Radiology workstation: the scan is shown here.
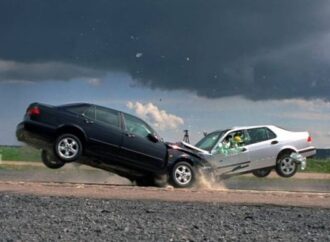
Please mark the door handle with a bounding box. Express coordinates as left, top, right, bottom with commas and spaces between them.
271, 140, 278, 145
241, 147, 247, 152
84, 119, 94, 124
125, 133, 135, 138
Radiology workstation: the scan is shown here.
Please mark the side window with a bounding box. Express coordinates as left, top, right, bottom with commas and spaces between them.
246, 127, 275, 144
95, 107, 120, 128
124, 114, 153, 138
223, 130, 247, 147
214, 130, 246, 154
266, 128, 277, 139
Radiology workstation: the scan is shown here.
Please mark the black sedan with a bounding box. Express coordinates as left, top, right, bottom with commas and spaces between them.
16, 103, 210, 188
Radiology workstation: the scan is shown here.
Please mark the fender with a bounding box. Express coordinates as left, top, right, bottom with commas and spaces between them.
56, 123, 88, 142
278, 145, 298, 154
166, 145, 210, 169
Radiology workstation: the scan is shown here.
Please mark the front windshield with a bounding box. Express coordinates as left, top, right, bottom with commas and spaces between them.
195, 130, 226, 151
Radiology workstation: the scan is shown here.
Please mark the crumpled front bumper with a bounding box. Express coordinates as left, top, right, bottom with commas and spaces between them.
290, 153, 307, 170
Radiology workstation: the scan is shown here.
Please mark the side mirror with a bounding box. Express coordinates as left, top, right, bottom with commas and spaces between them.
147, 133, 159, 143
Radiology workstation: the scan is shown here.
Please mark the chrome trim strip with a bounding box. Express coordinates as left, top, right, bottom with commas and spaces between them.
216, 160, 251, 169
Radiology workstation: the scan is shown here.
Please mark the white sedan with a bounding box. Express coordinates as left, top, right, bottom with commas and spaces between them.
183, 125, 316, 178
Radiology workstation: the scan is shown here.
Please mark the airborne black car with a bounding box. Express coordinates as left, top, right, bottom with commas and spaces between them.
16, 103, 210, 188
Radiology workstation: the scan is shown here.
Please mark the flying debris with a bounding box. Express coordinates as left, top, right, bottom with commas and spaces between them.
136, 53, 143, 58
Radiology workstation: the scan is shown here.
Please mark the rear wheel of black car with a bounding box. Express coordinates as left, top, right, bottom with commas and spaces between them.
252, 168, 272, 178
54, 134, 82, 162
170, 161, 196, 188
275, 153, 298, 178
41, 149, 65, 169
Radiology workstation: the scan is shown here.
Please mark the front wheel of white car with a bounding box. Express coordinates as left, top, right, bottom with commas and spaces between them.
275, 153, 298, 178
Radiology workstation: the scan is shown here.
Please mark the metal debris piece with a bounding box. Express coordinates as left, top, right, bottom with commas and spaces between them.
290, 152, 307, 170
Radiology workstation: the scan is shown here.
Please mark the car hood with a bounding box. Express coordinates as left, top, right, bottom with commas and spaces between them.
166, 141, 210, 157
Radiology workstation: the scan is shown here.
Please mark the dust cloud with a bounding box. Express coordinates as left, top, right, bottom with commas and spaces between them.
197, 173, 228, 191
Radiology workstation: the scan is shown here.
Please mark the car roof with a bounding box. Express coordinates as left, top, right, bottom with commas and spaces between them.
57, 102, 91, 108
231, 125, 275, 130
212, 125, 276, 133
58, 102, 149, 122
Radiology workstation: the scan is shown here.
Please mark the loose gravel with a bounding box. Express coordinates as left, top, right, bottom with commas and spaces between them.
0, 193, 329, 241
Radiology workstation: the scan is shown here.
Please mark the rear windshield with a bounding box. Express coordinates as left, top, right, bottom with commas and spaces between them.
61, 104, 90, 115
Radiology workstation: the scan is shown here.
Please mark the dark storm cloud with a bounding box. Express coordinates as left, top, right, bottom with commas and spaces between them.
0, 0, 330, 100
0, 60, 105, 82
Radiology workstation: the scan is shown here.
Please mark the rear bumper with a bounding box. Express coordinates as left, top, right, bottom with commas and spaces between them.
16, 122, 25, 141
16, 122, 53, 149
298, 147, 316, 158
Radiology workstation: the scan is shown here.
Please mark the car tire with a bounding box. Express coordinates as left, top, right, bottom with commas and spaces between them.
170, 161, 196, 188
275, 153, 298, 178
54, 134, 82, 162
252, 168, 272, 178
41, 149, 65, 169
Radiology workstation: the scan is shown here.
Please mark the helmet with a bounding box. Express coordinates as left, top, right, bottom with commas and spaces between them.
234, 134, 242, 143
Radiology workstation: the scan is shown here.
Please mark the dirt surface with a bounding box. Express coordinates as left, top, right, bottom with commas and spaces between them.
1, 164, 329, 193
0, 163, 329, 208
2, 160, 330, 179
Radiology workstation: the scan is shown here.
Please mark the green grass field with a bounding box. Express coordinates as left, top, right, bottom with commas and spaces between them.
0, 146, 41, 162
303, 159, 330, 173
0, 146, 329, 173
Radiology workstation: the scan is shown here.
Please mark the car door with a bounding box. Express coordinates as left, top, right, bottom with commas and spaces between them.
120, 113, 167, 171
245, 127, 279, 170
208, 129, 251, 175
80, 105, 123, 159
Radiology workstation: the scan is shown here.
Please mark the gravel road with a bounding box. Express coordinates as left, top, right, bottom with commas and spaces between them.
0, 193, 329, 241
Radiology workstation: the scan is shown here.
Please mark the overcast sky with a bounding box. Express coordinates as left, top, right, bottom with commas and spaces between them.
0, 1, 330, 147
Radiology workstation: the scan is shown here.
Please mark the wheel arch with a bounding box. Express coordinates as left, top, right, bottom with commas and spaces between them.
171, 157, 194, 169
276, 146, 297, 161
55, 125, 87, 145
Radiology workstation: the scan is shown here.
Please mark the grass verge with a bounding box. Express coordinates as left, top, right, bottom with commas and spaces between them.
304, 159, 330, 173
0, 146, 41, 162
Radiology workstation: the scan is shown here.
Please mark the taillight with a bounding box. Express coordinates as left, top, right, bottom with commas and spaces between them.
307, 136, 312, 143
27, 106, 41, 116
